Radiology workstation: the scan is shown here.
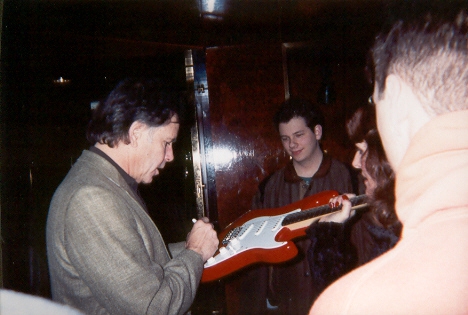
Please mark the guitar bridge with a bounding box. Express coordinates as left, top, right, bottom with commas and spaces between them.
222, 226, 242, 245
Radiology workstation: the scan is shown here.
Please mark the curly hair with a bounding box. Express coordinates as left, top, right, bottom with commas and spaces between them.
347, 106, 401, 233
364, 130, 401, 233
346, 105, 376, 144
87, 78, 179, 148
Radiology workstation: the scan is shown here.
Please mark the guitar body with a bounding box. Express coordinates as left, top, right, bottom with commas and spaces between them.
201, 190, 339, 283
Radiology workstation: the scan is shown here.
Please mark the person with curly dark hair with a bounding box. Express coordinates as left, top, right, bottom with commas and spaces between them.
306, 105, 401, 301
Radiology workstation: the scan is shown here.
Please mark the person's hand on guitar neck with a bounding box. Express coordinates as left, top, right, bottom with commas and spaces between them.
186, 217, 219, 262
319, 194, 356, 223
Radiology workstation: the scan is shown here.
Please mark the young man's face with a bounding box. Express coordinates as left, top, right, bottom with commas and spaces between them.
279, 116, 322, 165
131, 115, 179, 184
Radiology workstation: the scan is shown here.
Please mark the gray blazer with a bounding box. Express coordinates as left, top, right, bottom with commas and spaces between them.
46, 150, 203, 315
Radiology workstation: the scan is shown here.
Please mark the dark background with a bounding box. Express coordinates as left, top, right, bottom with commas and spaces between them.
1, 0, 466, 313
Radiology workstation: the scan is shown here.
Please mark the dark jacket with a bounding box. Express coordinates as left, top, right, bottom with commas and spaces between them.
306, 210, 400, 297
252, 154, 353, 209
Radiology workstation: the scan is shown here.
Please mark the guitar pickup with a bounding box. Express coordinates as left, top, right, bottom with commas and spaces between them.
255, 221, 267, 235
271, 214, 288, 231
238, 224, 253, 240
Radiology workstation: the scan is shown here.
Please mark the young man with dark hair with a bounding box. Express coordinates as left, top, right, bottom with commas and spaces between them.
237, 98, 353, 315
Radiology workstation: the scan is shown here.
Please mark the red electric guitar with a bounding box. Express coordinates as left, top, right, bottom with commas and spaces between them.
201, 190, 367, 283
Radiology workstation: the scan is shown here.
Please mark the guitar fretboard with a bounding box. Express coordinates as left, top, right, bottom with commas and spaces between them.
282, 194, 368, 226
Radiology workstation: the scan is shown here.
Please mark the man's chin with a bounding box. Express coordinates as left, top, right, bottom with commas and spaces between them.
141, 176, 156, 185
291, 156, 304, 164
140, 170, 162, 184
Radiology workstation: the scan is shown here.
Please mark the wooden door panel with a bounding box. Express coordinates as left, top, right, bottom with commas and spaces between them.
205, 44, 288, 229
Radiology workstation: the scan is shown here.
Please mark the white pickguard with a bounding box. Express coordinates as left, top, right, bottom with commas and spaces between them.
204, 209, 301, 267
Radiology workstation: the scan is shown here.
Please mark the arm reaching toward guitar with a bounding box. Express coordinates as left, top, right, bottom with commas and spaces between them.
186, 217, 219, 262
319, 194, 356, 223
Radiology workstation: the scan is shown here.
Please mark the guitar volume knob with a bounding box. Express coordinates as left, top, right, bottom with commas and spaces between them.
229, 238, 241, 251
206, 257, 216, 265
219, 247, 228, 256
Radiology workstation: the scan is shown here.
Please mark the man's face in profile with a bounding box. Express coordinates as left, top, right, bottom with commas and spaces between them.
131, 116, 180, 184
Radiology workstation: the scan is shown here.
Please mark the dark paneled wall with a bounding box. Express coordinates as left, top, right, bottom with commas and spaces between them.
206, 44, 288, 230
286, 44, 373, 164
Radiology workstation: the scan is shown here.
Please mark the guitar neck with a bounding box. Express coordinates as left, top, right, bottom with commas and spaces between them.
282, 194, 368, 226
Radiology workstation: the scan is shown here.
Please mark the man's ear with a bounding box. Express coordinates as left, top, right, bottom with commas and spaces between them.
314, 125, 323, 140
384, 74, 406, 122
386, 73, 431, 138
128, 121, 145, 147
